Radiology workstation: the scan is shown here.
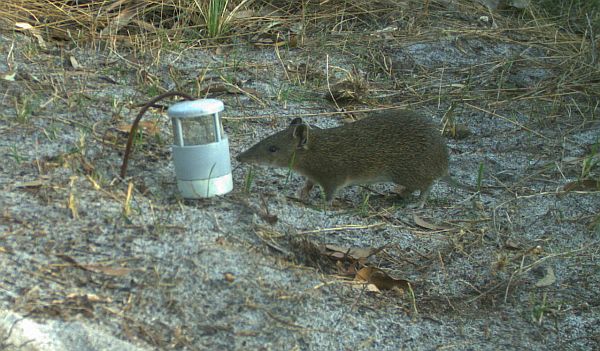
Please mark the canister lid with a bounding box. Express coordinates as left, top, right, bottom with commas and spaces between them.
168, 99, 224, 118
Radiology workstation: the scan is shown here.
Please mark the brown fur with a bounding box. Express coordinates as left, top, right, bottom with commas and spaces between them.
237, 110, 449, 205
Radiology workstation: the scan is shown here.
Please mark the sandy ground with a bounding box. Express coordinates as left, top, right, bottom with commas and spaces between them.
1, 5, 599, 350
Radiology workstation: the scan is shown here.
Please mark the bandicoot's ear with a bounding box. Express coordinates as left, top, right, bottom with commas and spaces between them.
291, 121, 309, 150
290, 117, 303, 126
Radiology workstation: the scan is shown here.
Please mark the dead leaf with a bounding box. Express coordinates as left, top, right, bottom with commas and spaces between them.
83, 293, 109, 303
83, 265, 131, 276
365, 284, 381, 293
199, 83, 230, 94
98, 76, 118, 84
509, 0, 530, 8
328, 251, 347, 260
561, 156, 580, 163
123, 181, 133, 218
199, 83, 259, 97
15, 22, 34, 30
535, 267, 556, 288
67, 176, 79, 219
14, 180, 45, 188
116, 121, 160, 135
324, 244, 376, 261
15, 22, 46, 49
64, 293, 111, 303
56, 254, 88, 273
56, 254, 131, 276
504, 240, 521, 250
224, 272, 235, 282
326, 244, 385, 276
562, 179, 600, 192
2, 71, 16, 81
413, 214, 447, 230
69, 56, 83, 70
250, 32, 288, 47
355, 267, 410, 290
231, 9, 255, 19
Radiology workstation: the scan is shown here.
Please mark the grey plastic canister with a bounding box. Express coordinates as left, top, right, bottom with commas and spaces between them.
168, 99, 233, 198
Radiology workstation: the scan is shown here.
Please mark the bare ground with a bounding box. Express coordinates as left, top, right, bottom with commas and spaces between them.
1, 2, 599, 350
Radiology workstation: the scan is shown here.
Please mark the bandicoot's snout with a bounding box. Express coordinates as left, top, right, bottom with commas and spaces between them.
236, 150, 249, 162
236, 140, 274, 164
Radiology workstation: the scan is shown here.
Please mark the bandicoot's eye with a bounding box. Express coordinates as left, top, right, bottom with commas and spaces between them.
268, 145, 279, 153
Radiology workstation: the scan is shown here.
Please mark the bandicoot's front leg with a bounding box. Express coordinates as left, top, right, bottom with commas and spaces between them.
299, 179, 315, 199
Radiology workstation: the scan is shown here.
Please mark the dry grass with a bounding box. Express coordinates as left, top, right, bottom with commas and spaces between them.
0, 0, 258, 46
1, 3, 598, 349
2, 0, 597, 168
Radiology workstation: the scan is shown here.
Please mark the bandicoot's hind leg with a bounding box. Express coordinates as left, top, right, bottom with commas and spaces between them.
393, 184, 413, 198
416, 186, 432, 208
393, 184, 425, 208
321, 182, 339, 206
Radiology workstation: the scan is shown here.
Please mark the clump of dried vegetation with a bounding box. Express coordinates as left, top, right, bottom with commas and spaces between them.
2, 0, 598, 109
